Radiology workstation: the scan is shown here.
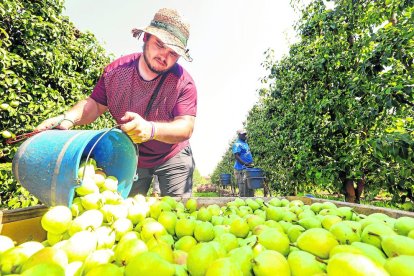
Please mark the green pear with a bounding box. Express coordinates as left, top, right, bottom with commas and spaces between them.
185, 198, 198, 212
114, 238, 148, 266
246, 198, 261, 211
282, 210, 298, 222
287, 225, 306, 242
205, 257, 243, 276
94, 226, 116, 249
112, 217, 133, 241
20, 247, 68, 272
228, 246, 254, 276
82, 249, 114, 274
408, 229, 414, 239
327, 253, 389, 276
297, 228, 339, 259
361, 222, 396, 248
150, 200, 172, 219
384, 255, 414, 276
161, 196, 178, 209
0, 235, 15, 253
298, 209, 316, 220
62, 230, 97, 262
230, 218, 250, 238
172, 250, 188, 265
125, 251, 175, 276
214, 232, 239, 252
0, 241, 44, 274
194, 221, 215, 242
321, 201, 337, 209
257, 228, 290, 256
21, 263, 65, 276
265, 206, 286, 221
211, 215, 224, 226
267, 197, 282, 207
85, 263, 123, 276
140, 221, 167, 241
394, 216, 414, 236
310, 202, 323, 213
278, 221, 293, 234
209, 241, 227, 258
80, 193, 103, 210
287, 250, 326, 276
321, 215, 342, 230
336, 207, 354, 220
187, 243, 219, 276
330, 221, 361, 244
175, 218, 196, 238
149, 242, 174, 263
381, 234, 414, 257
246, 214, 266, 230
64, 261, 83, 276
174, 235, 198, 252
264, 220, 285, 233
298, 217, 322, 229
197, 206, 213, 222
207, 204, 222, 216
329, 244, 363, 258
68, 209, 103, 235
41, 206, 73, 234
351, 241, 387, 265
252, 250, 290, 276
158, 211, 177, 235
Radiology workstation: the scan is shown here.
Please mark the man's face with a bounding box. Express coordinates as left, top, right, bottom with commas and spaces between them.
239, 133, 247, 141
143, 35, 180, 74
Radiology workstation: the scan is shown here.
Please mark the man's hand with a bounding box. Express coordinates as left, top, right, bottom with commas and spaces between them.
120, 112, 153, 144
246, 163, 255, 168
35, 115, 73, 131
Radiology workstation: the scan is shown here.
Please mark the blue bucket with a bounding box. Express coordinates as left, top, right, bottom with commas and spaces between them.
12, 129, 137, 207
245, 168, 264, 178
220, 173, 231, 185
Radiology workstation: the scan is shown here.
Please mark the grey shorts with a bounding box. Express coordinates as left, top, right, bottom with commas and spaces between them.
129, 145, 195, 197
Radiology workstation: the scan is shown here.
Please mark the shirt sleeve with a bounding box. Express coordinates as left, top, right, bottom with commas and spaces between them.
90, 74, 108, 106
173, 80, 197, 117
232, 143, 241, 154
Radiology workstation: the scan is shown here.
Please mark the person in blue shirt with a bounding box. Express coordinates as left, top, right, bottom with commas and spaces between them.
232, 128, 254, 197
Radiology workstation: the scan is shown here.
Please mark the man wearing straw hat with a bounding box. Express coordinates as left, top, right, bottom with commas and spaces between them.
36, 8, 197, 197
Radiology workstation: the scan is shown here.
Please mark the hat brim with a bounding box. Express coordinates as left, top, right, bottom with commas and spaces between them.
133, 27, 192, 62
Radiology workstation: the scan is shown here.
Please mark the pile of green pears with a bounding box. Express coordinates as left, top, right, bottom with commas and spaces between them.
0, 159, 414, 275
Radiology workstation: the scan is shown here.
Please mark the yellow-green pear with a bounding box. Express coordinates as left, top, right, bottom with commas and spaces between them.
351, 241, 387, 266
185, 198, 198, 212
0, 235, 15, 253
327, 253, 389, 276
205, 257, 243, 276
330, 221, 361, 244
114, 238, 148, 266
174, 235, 198, 252
287, 225, 306, 242
361, 223, 396, 248
321, 215, 342, 230
187, 242, 219, 276
41, 206, 73, 234
228, 246, 254, 276
230, 218, 250, 238
381, 234, 414, 257
64, 261, 83, 276
384, 255, 414, 276
258, 228, 290, 256
329, 244, 363, 258
158, 211, 178, 235
85, 263, 123, 276
149, 242, 174, 263
125, 251, 175, 276
214, 232, 239, 252
175, 218, 196, 238
194, 221, 215, 242
21, 263, 65, 276
20, 247, 68, 272
298, 217, 322, 229
288, 250, 326, 276
82, 249, 114, 274
62, 230, 97, 262
252, 250, 290, 276
394, 217, 414, 236
297, 228, 339, 259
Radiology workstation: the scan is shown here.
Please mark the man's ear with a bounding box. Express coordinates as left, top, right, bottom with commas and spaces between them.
143, 33, 150, 42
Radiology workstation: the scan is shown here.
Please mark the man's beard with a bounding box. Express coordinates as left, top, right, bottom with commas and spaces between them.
143, 42, 169, 75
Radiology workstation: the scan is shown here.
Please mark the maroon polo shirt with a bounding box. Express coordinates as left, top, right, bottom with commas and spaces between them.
91, 53, 197, 168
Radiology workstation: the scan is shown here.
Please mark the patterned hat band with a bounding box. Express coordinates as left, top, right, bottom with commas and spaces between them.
150, 20, 188, 46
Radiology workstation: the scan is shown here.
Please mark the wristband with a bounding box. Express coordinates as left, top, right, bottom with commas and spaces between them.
149, 122, 156, 140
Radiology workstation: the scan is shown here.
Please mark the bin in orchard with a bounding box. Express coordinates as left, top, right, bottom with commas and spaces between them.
12, 129, 137, 207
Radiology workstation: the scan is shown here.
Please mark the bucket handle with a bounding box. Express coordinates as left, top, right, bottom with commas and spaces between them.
78, 125, 139, 185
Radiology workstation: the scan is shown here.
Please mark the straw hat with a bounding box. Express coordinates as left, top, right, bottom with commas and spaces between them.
132, 8, 192, 62
237, 129, 247, 135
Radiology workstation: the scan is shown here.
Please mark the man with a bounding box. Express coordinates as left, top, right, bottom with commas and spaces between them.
36, 8, 197, 197
232, 129, 254, 197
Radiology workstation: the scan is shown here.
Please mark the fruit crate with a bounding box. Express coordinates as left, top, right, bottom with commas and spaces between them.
2, 196, 413, 244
